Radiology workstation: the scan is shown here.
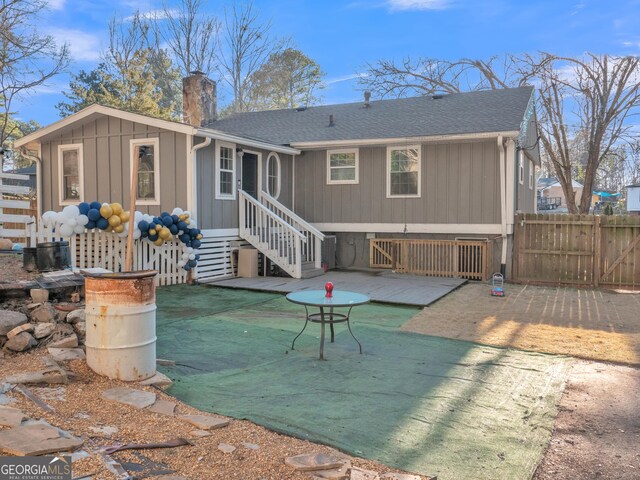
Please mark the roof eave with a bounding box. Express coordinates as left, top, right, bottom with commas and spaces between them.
290, 130, 521, 149
197, 128, 301, 155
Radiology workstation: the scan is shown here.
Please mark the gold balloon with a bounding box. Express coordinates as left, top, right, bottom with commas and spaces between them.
114, 224, 125, 233
196, 234, 203, 239
100, 205, 113, 218
119, 211, 130, 223
149, 228, 156, 235
185, 219, 190, 225
159, 227, 171, 239
108, 215, 121, 227
111, 203, 123, 215
154, 238, 164, 246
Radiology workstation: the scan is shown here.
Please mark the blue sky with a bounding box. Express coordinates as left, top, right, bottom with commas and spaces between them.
16, 0, 640, 126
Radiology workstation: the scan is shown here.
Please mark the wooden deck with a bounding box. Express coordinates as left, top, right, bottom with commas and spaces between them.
209, 270, 467, 307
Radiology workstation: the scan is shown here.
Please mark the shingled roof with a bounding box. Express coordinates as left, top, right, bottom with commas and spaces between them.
207, 86, 535, 146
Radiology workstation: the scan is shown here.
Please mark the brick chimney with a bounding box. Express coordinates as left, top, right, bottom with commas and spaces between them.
182, 71, 217, 126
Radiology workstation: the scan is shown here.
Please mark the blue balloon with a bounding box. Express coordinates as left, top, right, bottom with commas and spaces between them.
184, 264, 192, 271
79, 202, 90, 215
191, 239, 201, 249
188, 259, 197, 267
161, 211, 170, 217
153, 217, 163, 225
171, 214, 179, 224
179, 233, 190, 243
87, 209, 101, 221
90, 201, 102, 210
177, 221, 188, 231
162, 216, 173, 227
86, 220, 96, 230
141, 231, 149, 238
148, 234, 159, 241
96, 218, 109, 230
138, 220, 149, 232
169, 224, 179, 235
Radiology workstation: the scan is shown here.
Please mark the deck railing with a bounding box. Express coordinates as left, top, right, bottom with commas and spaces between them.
239, 190, 305, 278
370, 238, 491, 280
259, 190, 324, 269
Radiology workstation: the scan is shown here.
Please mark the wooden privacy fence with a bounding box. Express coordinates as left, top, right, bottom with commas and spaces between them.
370, 238, 491, 280
29, 225, 188, 286
513, 213, 640, 288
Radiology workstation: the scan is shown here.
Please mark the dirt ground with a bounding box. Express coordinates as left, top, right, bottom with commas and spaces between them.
0, 253, 38, 282
402, 283, 640, 365
0, 349, 428, 480
533, 360, 640, 480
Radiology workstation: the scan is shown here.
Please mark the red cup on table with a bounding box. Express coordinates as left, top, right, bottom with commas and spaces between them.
325, 281, 334, 298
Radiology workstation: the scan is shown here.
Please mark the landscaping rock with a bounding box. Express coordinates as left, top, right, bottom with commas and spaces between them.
285, 453, 344, 472
379, 474, 421, 480
310, 463, 351, 480
48, 333, 78, 348
148, 399, 176, 416
34, 322, 56, 339
0, 310, 28, 335
30, 304, 56, 323
102, 387, 156, 409
140, 371, 173, 389
0, 406, 28, 427
54, 323, 74, 336
70, 292, 81, 303
218, 443, 236, 454
0, 239, 13, 249
47, 348, 85, 361
0, 422, 83, 455
30, 289, 49, 304
6, 323, 34, 339
241, 442, 260, 450
5, 332, 37, 352
178, 414, 230, 430
190, 430, 211, 438
4, 369, 69, 385
72, 321, 86, 337
89, 425, 118, 436
66, 309, 85, 325
350, 467, 380, 480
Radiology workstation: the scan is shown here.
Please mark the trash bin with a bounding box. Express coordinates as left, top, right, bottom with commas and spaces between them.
36, 241, 71, 272
238, 248, 259, 278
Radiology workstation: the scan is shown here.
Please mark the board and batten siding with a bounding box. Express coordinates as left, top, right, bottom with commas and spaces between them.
196, 139, 293, 230
39, 114, 189, 214
516, 116, 539, 214
294, 140, 502, 226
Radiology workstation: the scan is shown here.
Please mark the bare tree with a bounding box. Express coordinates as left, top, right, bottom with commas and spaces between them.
153, 0, 220, 76
360, 53, 640, 213
218, 1, 287, 113
0, 0, 69, 167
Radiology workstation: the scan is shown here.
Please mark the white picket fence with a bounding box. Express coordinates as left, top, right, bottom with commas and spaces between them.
0, 172, 33, 246
196, 229, 250, 283
29, 225, 189, 286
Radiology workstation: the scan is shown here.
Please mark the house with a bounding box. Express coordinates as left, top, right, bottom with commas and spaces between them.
537, 177, 584, 210
13, 73, 540, 280
625, 184, 640, 215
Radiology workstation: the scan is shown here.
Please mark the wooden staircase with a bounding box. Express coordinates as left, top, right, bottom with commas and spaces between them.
239, 190, 325, 279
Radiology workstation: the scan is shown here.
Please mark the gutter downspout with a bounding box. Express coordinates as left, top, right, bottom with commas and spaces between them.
497, 136, 507, 276
190, 136, 212, 225
20, 145, 43, 220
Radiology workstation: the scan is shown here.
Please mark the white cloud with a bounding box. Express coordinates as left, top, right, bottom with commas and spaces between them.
48, 28, 102, 62
325, 73, 369, 85
125, 9, 181, 21
46, 0, 66, 10
386, 0, 453, 11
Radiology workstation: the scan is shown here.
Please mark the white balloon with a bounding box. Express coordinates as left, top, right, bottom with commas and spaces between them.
134, 211, 144, 221
42, 211, 57, 227
56, 212, 66, 223
188, 254, 196, 260
177, 260, 185, 267
133, 229, 141, 240
187, 247, 194, 254
102, 203, 109, 207
77, 215, 89, 226
58, 224, 74, 237
67, 218, 77, 227
63, 205, 80, 218
171, 207, 184, 215
74, 225, 85, 234
189, 219, 197, 228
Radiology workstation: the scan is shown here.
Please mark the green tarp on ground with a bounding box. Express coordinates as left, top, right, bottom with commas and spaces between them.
156, 285, 571, 480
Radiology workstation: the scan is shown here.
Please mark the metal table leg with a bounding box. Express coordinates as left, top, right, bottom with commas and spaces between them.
319, 306, 325, 360
346, 306, 362, 354
329, 306, 335, 342
291, 305, 310, 351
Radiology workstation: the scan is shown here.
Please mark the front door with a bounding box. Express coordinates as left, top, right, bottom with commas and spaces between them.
241, 153, 258, 198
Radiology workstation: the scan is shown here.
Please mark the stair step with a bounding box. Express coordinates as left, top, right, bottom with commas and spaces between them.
300, 267, 325, 279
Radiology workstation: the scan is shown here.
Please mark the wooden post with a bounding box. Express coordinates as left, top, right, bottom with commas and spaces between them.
593, 215, 601, 287
125, 147, 140, 272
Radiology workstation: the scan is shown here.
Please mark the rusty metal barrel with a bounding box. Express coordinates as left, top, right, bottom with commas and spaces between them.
84, 270, 158, 381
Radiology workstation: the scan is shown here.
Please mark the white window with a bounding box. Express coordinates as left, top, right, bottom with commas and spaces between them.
387, 145, 421, 198
518, 152, 524, 185
130, 138, 160, 205
266, 152, 281, 198
529, 161, 534, 189
216, 142, 236, 200
58, 144, 84, 205
327, 149, 359, 184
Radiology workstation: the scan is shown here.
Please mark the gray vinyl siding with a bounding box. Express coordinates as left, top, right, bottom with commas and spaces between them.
196, 140, 293, 230
294, 140, 502, 225
516, 117, 540, 213
39, 114, 189, 215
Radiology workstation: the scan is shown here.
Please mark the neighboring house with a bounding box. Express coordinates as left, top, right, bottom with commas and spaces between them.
625, 184, 640, 214
537, 178, 584, 210
14, 73, 540, 280
4, 165, 37, 192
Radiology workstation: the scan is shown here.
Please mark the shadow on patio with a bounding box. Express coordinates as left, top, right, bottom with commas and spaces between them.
155, 285, 570, 480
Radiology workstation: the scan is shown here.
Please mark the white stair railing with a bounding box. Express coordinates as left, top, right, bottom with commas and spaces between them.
259, 190, 325, 269
239, 190, 305, 278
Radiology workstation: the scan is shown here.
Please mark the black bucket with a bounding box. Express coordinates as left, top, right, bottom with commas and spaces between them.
23, 247, 38, 272
36, 241, 71, 272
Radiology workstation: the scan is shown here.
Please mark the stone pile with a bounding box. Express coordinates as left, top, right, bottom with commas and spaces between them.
0, 289, 85, 354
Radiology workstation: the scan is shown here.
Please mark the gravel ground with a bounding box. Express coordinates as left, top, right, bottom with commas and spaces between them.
0, 253, 38, 282
533, 360, 640, 480
0, 349, 430, 480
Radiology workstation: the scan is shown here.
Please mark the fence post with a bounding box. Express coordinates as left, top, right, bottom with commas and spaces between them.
593, 215, 601, 287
